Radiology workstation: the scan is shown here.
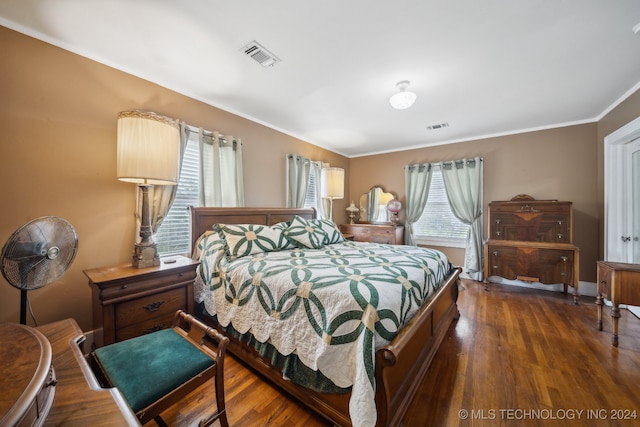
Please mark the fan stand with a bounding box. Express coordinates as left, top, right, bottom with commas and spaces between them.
20, 289, 27, 325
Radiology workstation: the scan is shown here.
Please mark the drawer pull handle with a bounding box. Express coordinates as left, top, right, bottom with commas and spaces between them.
495, 219, 501, 224
492, 265, 499, 269
121, 285, 128, 290
493, 251, 499, 256
560, 256, 568, 262
178, 272, 184, 277
143, 301, 165, 312
495, 231, 501, 236
557, 234, 563, 240
560, 272, 567, 276
143, 324, 165, 334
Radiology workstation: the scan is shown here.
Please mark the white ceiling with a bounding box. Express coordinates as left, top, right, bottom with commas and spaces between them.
2, 0, 640, 157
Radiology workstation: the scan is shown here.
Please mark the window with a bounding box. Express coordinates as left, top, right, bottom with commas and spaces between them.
303, 165, 319, 210
155, 132, 200, 256
414, 168, 468, 248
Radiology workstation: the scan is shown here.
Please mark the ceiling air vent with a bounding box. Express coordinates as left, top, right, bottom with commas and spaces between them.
426, 122, 449, 131
241, 41, 281, 68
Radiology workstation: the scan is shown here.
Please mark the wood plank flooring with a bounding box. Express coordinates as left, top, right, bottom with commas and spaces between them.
156, 280, 640, 426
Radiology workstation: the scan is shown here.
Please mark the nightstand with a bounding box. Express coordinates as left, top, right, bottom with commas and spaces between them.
85, 255, 198, 347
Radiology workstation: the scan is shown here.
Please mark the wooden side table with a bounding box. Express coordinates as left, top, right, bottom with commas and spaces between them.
85, 255, 198, 347
596, 260, 640, 346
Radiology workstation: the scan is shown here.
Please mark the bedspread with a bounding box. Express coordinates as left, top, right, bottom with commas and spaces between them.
194, 236, 451, 427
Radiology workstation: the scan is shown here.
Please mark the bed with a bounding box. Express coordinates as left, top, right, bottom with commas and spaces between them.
189, 207, 461, 427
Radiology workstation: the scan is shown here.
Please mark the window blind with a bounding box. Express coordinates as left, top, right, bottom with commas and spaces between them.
155, 133, 200, 256
414, 169, 468, 240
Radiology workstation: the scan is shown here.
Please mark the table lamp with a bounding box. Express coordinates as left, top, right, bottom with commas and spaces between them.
321, 167, 344, 222
387, 197, 402, 225
346, 201, 359, 224
117, 111, 180, 268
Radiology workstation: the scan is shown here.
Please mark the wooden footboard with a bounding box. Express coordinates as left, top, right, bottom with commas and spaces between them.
189, 207, 462, 426
374, 266, 461, 426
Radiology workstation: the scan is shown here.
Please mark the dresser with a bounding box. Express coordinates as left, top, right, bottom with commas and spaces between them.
596, 261, 640, 347
0, 323, 55, 427
339, 223, 404, 245
484, 195, 579, 303
0, 319, 139, 426
85, 255, 198, 347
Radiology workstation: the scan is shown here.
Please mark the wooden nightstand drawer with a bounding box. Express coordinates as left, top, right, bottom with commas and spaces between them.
99, 269, 196, 301
115, 287, 187, 339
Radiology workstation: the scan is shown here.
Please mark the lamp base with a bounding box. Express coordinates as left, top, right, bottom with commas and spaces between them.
132, 242, 160, 268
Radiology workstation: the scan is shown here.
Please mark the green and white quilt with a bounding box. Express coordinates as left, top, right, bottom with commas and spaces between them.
193, 219, 452, 427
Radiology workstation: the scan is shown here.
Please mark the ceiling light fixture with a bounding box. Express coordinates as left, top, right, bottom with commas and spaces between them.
389, 80, 417, 110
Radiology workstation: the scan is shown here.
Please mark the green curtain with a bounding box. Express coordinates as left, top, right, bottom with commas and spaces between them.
285, 154, 310, 208
404, 163, 433, 245
440, 157, 484, 281
199, 129, 244, 207
136, 122, 189, 239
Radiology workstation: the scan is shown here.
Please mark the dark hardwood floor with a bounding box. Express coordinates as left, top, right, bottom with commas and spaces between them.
156, 280, 640, 426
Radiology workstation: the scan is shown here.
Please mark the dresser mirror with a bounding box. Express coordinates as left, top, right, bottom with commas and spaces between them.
359, 186, 395, 223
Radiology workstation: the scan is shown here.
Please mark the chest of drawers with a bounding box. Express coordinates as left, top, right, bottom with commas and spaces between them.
484, 195, 579, 303
85, 255, 198, 347
339, 223, 404, 245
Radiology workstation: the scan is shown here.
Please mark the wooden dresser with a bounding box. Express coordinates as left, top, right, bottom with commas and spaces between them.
484, 195, 579, 303
0, 323, 55, 427
339, 223, 404, 245
0, 319, 139, 426
85, 255, 198, 347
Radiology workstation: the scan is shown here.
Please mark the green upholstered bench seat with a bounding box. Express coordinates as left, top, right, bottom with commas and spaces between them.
94, 328, 215, 413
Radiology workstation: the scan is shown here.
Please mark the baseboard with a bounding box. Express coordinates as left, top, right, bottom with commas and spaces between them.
486, 276, 597, 297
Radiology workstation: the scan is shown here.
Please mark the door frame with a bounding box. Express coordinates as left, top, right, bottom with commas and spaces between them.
604, 116, 640, 262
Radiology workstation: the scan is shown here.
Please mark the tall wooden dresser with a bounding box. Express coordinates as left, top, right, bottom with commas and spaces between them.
484, 195, 579, 303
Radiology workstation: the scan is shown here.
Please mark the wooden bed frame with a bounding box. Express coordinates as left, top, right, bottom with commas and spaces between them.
189, 207, 462, 427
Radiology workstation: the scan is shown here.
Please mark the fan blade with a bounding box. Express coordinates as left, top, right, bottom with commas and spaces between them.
4, 241, 47, 260
1, 216, 78, 291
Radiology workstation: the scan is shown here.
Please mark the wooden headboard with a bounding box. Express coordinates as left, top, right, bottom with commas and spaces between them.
189, 207, 316, 251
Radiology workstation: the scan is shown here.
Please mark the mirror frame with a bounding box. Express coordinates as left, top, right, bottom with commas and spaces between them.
358, 186, 396, 224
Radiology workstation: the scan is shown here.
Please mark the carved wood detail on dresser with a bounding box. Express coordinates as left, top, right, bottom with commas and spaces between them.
339, 223, 404, 245
484, 194, 580, 303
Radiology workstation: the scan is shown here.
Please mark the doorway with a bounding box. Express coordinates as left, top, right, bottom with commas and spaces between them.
604, 116, 640, 317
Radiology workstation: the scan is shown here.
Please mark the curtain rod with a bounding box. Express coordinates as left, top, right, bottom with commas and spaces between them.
185, 125, 239, 145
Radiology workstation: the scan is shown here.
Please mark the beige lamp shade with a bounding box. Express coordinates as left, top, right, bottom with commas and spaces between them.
321, 167, 344, 199
117, 111, 180, 185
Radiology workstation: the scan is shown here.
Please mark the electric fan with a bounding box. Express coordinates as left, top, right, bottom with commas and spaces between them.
1, 216, 78, 324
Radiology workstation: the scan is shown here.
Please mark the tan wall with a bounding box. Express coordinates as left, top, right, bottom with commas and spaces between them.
350, 125, 600, 279
2, 26, 639, 330
0, 27, 348, 329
